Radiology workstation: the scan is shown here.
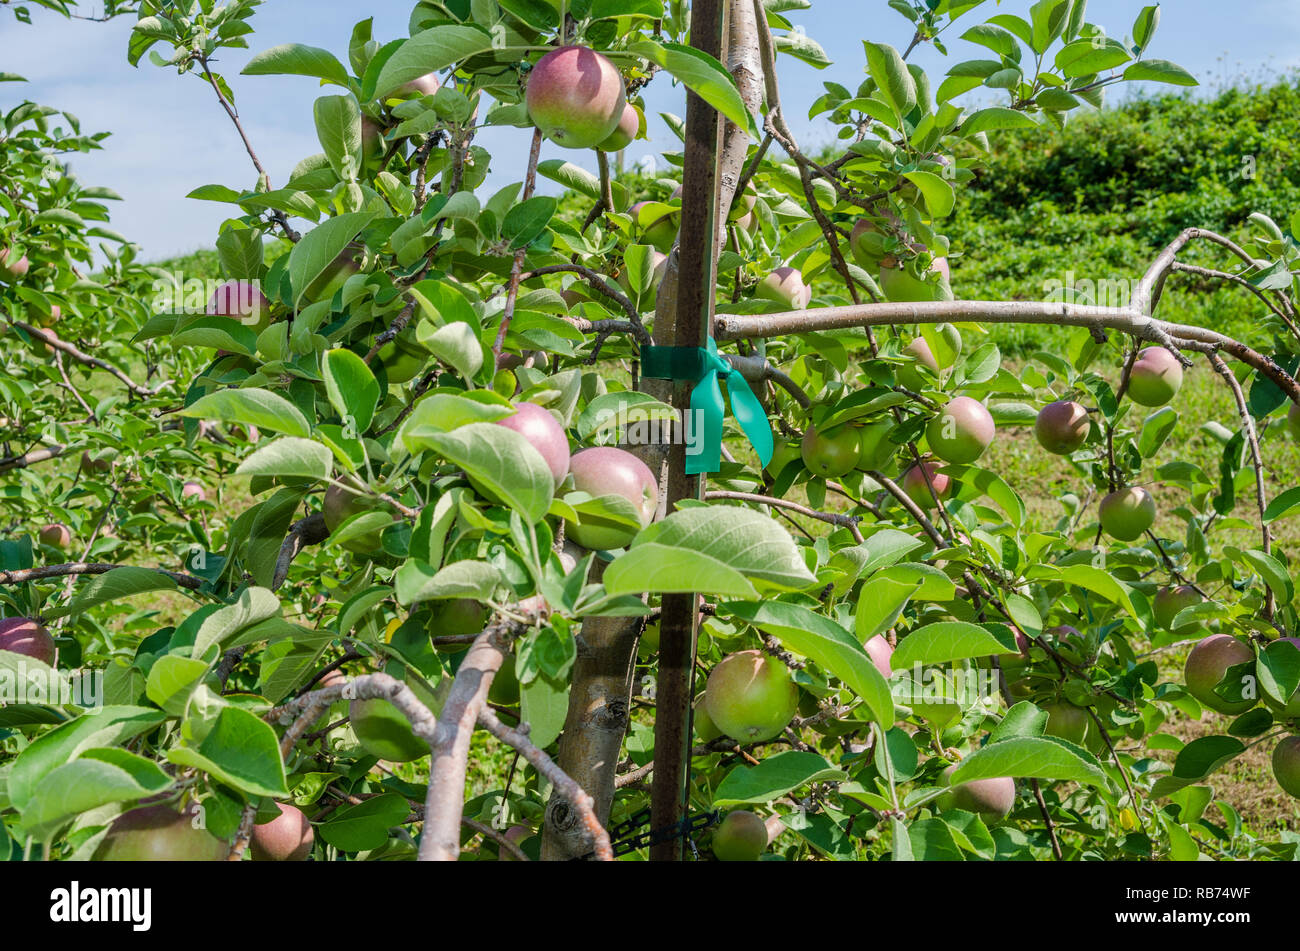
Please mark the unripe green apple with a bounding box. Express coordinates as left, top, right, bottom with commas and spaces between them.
488, 653, 520, 706
1098, 486, 1156, 542
0, 247, 30, 282
429, 598, 489, 638
902, 462, 951, 509
628, 201, 677, 253
350, 696, 429, 762
1040, 701, 1090, 745
711, 810, 768, 861
207, 280, 271, 335
896, 337, 940, 391
564, 447, 659, 550
939, 765, 1015, 821
250, 802, 315, 861
1153, 585, 1203, 635
800, 424, 859, 478
525, 46, 626, 149
304, 243, 364, 302
1127, 347, 1183, 407
756, 266, 811, 310
704, 650, 798, 743
728, 182, 757, 222
926, 396, 995, 464
598, 102, 640, 152
0, 616, 55, 665
495, 402, 570, 486
764, 436, 802, 478
879, 254, 950, 303
379, 332, 428, 384
694, 693, 722, 742
1184, 633, 1256, 715
38, 523, 71, 550
1272, 736, 1300, 797
93, 803, 228, 861
853, 419, 895, 472
322, 482, 394, 553
1035, 400, 1090, 455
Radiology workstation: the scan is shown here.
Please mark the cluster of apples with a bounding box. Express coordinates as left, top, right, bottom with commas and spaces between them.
849, 211, 952, 304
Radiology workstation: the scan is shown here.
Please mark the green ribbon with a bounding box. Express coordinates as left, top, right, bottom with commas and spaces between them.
642, 338, 773, 476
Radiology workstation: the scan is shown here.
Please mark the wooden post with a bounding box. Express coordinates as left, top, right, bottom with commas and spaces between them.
648, 0, 727, 861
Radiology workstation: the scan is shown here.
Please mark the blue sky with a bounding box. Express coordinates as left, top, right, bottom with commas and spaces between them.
4, 0, 1299, 261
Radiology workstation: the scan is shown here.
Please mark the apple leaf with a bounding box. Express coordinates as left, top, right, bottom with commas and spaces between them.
167, 706, 289, 798
714, 750, 847, 806
322, 348, 380, 435
426, 423, 553, 523
178, 388, 312, 439
20, 749, 172, 840
242, 43, 350, 86
951, 735, 1108, 787
318, 793, 410, 852
288, 211, 375, 306
373, 25, 496, 99
603, 544, 758, 599
236, 437, 334, 481
891, 620, 1020, 669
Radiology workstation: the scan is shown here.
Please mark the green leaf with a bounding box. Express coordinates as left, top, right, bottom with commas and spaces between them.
630, 40, 754, 135
373, 26, 495, 98
1264, 485, 1300, 523
902, 170, 955, 217
1029, 563, 1138, 618
318, 793, 409, 851
1123, 59, 1197, 87
863, 41, 916, 121
288, 211, 374, 305
426, 423, 554, 523
1138, 406, 1178, 458
604, 544, 757, 598
418, 321, 484, 381
179, 388, 312, 439
243, 43, 350, 86
192, 587, 282, 662
52, 567, 181, 620
314, 94, 364, 182
962, 107, 1038, 135
502, 196, 557, 250
722, 601, 895, 727
145, 655, 209, 715
1238, 549, 1294, 605
892, 621, 1019, 669
234, 436, 333, 482
576, 391, 677, 441
855, 574, 921, 640
21, 750, 172, 840
632, 506, 816, 589
714, 750, 846, 806
172, 317, 258, 356
323, 348, 380, 434
520, 672, 569, 749
394, 559, 502, 606
952, 736, 1108, 787
168, 705, 289, 798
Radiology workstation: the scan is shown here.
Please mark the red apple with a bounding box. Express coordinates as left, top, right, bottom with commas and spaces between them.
495, 402, 570, 486
207, 280, 270, 333
902, 462, 950, 509
1127, 347, 1183, 407
565, 447, 658, 550
525, 46, 626, 150
1035, 400, 1091, 455
0, 617, 55, 665
1184, 633, 1256, 715
38, 523, 71, 550
250, 802, 315, 861
756, 266, 811, 310
926, 396, 995, 465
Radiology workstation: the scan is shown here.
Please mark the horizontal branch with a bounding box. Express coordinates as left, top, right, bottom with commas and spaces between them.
0, 444, 64, 473
11, 320, 163, 396
0, 562, 205, 591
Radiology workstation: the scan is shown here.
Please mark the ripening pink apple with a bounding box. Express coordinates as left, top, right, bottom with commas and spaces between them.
38, 523, 71, 550
525, 46, 626, 149
864, 634, 894, 679
756, 267, 811, 310
0, 617, 55, 665
711, 810, 769, 861
0, 247, 30, 282
926, 396, 995, 464
897, 337, 940, 391
495, 402, 570, 486
498, 824, 532, 861
598, 102, 639, 152
1035, 400, 1090, 455
565, 447, 659, 550
394, 71, 441, 98
704, 650, 799, 743
208, 280, 271, 334
902, 462, 951, 509
939, 764, 1015, 822
181, 481, 207, 502
855, 419, 896, 472
1127, 347, 1183, 407
1273, 736, 1300, 797
92, 803, 228, 861
361, 115, 386, 162
250, 802, 315, 861
1184, 633, 1256, 715
1098, 486, 1156, 541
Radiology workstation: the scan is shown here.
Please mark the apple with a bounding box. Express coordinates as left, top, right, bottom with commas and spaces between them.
250, 802, 315, 861
1040, 701, 1089, 745
764, 436, 802, 479
93, 803, 228, 861
897, 337, 940, 391
1098, 486, 1156, 542
495, 402, 570, 486
902, 462, 951, 509
207, 280, 271, 334
1153, 585, 1203, 635
628, 201, 677, 254
1273, 736, 1300, 797
925, 396, 995, 465
711, 810, 768, 861
379, 332, 429, 384
939, 764, 1015, 822
0, 247, 30, 282
880, 253, 950, 303
38, 523, 71, 550
429, 598, 488, 638
487, 653, 520, 706
350, 697, 429, 762
756, 267, 811, 310
704, 649, 798, 743
394, 71, 441, 99
564, 447, 659, 550
1287, 402, 1300, 441
694, 693, 722, 742
855, 419, 896, 472
864, 634, 894, 679
1184, 634, 1256, 715
849, 215, 899, 270
181, 481, 207, 502
728, 182, 757, 222
598, 102, 639, 152
525, 46, 626, 150
498, 824, 532, 861
1035, 400, 1090, 455
1127, 347, 1183, 407
322, 482, 394, 553
0, 617, 55, 665
800, 424, 859, 478
33, 303, 61, 328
